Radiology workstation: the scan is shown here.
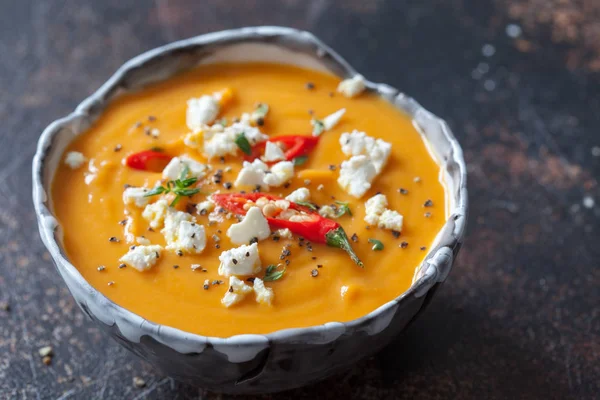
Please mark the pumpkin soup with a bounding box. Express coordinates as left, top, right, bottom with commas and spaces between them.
52, 63, 446, 337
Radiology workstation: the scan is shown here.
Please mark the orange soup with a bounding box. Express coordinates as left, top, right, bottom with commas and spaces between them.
52, 63, 446, 337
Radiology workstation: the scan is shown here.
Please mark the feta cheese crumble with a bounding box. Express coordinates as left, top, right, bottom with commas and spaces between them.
196, 199, 215, 214
340, 130, 392, 173
186, 95, 220, 131
364, 194, 388, 226
378, 209, 404, 231
363, 194, 404, 231
253, 278, 274, 306
136, 236, 151, 245
119, 245, 162, 272
160, 208, 196, 248
183, 124, 222, 151
142, 199, 169, 229
337, 155, 377, 198
218, 242, 261, 277
166, 220, 207, 254
285, 188, 310, 203
203, 122, 268, 159
162, 155, 208, 180
221, 276, 254, 308
235, 159, 269, 187
337, 75, 366, 98
227, 207, 271, 244
123, 187, 150, 208
262, 141, 286, 162
64, 151, 87, 169
263, 161, 294, 187
318, 205, 337, 218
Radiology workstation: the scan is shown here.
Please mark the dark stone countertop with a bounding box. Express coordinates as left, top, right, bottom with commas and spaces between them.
1, 0, 598, 399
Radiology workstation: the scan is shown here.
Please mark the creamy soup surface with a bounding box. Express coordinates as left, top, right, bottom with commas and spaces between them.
52, 63, 446, 337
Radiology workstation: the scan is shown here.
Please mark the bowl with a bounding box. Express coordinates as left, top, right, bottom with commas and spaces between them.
32, 26, 468, 394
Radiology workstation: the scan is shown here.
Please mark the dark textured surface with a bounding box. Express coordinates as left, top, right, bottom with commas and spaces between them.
1, 0, 598, 399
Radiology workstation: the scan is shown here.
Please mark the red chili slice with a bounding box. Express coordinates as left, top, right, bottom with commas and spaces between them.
244, 135, 320, 163
125, 150, 172, 172
212, 192, 363, 267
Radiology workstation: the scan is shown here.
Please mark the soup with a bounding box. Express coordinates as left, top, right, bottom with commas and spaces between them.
52, 63, 446, 337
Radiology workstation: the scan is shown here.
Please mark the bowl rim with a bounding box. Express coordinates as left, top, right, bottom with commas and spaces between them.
32, 26, 468, 350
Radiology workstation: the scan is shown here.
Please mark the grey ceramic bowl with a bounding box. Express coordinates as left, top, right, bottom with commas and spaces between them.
32, 26, 467, 394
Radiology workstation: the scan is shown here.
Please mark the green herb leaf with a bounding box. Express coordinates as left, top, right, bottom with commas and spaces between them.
293, 155, 308, 166
142, 169, 201, 204
263, 264, 285, 282
334, 201, 352, 217
265, 265, 276, 274
143, 186, 167, 197
170, 196, 182, 207
311, 119, 325, 136
179, 165, 190, 181
217, 117, 228, 127
179, 177, 198, 187
253, 103, 269, 119
368, 238, 384, 251
150, 146, 164, 152
295, 201, 317, 211
177, 188, 201, 197
235, 132, 252, 155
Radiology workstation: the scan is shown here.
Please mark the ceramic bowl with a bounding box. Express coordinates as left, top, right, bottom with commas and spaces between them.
32, 26, 468, 394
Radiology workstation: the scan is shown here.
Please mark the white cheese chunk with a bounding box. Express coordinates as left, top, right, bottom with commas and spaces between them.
253, 278, 274, 306
161, 209, 195, 247
363, 193, 404, 231
203, 122, 268, 159
364, 194, 388, 226
337, 75, 366, 98
221, 276, 254, 308
230, 122, 269, 146
203, 129, 238, 158
285, 188, 310, 203
337, 155, 377, 198
218, 242, 261, 277
322, 108, 346, 131
184, 124, 223, 150
263, 161, 294, 187
378, 209, 404, 231
165, 220, 207, 254
234, 159, 269, 188
142, 199, 169, 229
119, 245, 162, 272
227, 207, 271, 245
196, 199, 215, 214
340, 130, 392, 173
64, 151, 87, 169
123, 187, 151, 208
186, 95, 220, 131
162, 155, 208, 180
262, 141, 286, 162
318, 205, 337, 218
275, 228, 293, 239
136, 236, 151, 245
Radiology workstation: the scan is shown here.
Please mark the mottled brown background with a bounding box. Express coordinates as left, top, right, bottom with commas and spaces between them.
1, 0, 599, 399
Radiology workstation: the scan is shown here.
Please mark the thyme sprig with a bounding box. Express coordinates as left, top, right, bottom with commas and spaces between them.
144, 166, 201, 206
